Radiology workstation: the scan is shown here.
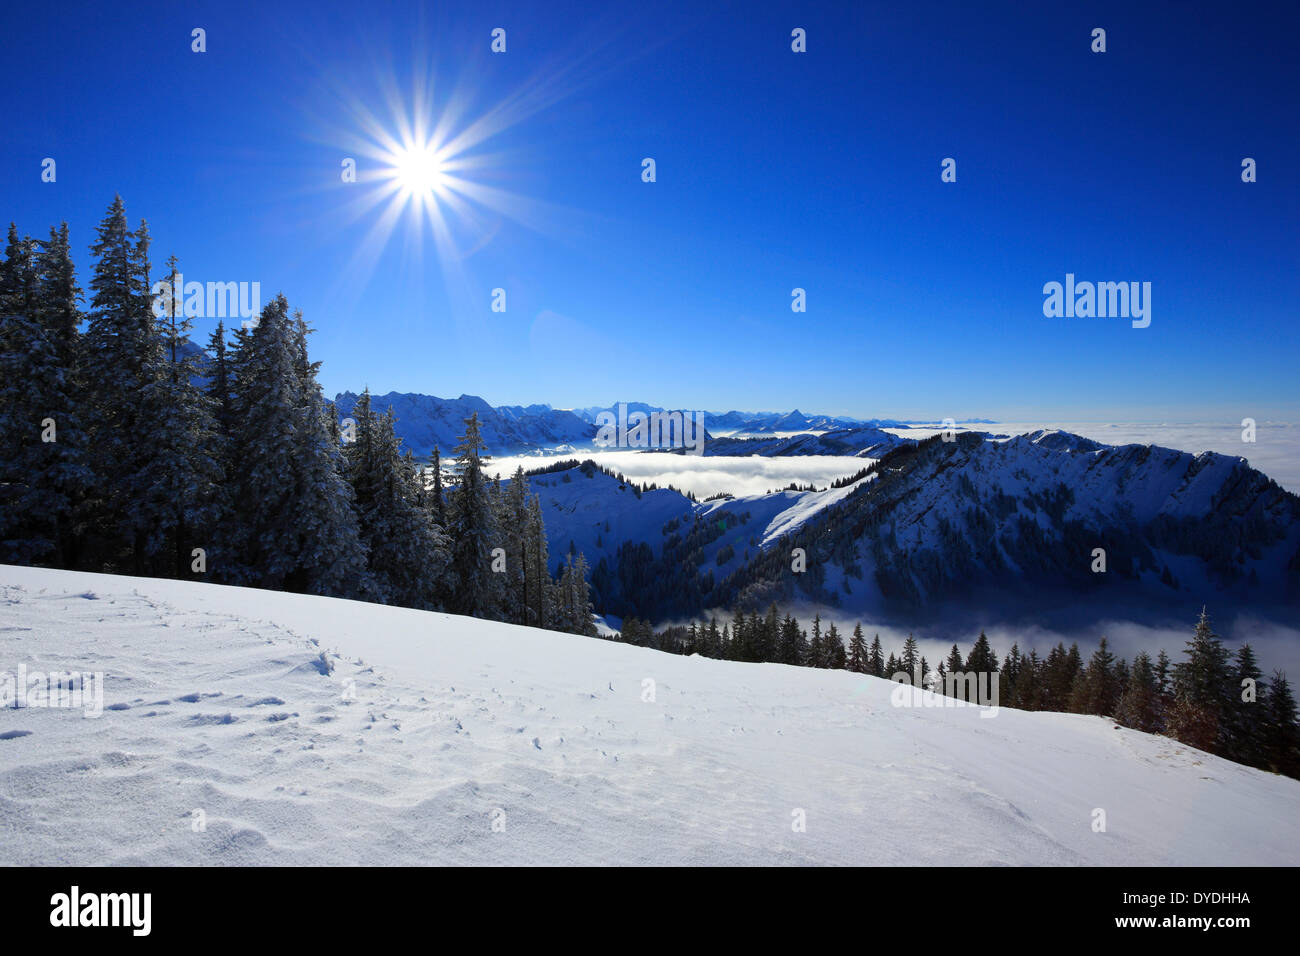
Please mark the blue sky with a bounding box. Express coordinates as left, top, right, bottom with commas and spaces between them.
2, 0, 1296, 421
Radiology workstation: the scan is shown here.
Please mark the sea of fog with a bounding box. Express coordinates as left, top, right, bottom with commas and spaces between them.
492, 450, 872, 500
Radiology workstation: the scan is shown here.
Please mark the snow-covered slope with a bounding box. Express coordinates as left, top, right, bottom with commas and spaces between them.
529, 431, 1300, 626
2, 565, 1296, 865
706, 475, 877, 549
519, 463, 866, 609
748, 429, 1300, 619
525, 464, 696, 573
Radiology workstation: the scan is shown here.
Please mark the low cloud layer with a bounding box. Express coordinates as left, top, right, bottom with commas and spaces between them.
493, 451, 872, 500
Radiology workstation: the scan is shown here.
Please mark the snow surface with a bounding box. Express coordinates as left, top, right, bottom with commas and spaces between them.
2, 565, 1297, 866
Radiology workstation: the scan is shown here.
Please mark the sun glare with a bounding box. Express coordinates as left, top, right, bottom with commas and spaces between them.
324, 60, 587, 303
392, 144, 448, 199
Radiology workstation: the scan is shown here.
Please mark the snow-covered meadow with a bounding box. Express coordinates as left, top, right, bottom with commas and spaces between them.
2, 565, 1296, 866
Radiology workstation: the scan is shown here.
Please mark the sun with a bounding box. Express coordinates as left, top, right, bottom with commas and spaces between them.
391, 144, 448, 200
324, 61, 581, 302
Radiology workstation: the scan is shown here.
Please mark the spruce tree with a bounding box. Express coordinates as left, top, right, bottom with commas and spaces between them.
901, 633, 920, 682
206, 320, 234, 437
447, 412, 505, 619
228, 295, 368, 595
287, 309, 371, 597
966, 630, 999, 676
999, 643, 1022, 706
778, 615, 801, 665
0, 280, 61, 563
36, 224, 81, 360
1116, 651, 1161, 732
1013, 649, 1042, 710
867, 633, 884, 677
524, 493, 551, 626
847, 623, 868, 673
141, 255, 224, 577
706, 618, 722, 659
227, 295, 299, 584
33, 221, 90, 566
727, 611, 747, 662
557, 552, 596, 635
343, 390, 449, 608
80, 197, 164, 571
1262, 671, 1299, 778
1228, 644, 1267, 768
0, 222, 91, 566
759, 605, 779, 663
944, 644, 965, 696
826, 622, 846, 670
1, 223, 37, 315
1073, 637, 1120, 716
429, 445, 447, 527
1168, 608, 1233, 755
497, 468, 532, 624
1154, 649, 1172, 697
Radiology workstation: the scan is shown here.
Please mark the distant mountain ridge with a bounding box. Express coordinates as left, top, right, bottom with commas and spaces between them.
669, 425, 910, 458
713, 429, 1300, 623
513, 430, 1300, 630
571, 403, 909, 433
333, 391, 596, 456
335, 391, 975, 456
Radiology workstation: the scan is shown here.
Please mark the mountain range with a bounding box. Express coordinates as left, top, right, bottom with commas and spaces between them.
517, 430, 1300, 632
333, 391, 594, 456
332, 391, 961, 456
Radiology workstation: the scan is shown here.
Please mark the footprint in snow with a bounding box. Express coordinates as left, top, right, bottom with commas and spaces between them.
188, 713, 237, 726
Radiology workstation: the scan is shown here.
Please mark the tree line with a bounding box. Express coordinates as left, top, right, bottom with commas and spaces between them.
0, 196, 596, 636
614, 607, 1299, 779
